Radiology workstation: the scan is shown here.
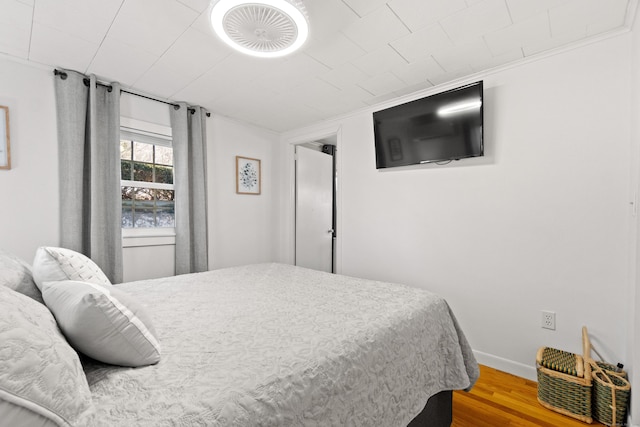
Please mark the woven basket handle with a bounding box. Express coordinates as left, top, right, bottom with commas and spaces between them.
582, 326, 592, 381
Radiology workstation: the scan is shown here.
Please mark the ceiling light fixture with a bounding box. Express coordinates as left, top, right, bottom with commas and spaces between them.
210, 0, 309, 58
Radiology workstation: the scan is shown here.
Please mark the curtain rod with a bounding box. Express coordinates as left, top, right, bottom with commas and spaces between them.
54, 69, 211, 117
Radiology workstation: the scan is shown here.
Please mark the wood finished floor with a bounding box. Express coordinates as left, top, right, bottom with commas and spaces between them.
452, 365, 606, 427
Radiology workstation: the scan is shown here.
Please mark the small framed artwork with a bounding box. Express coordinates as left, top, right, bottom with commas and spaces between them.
236, 156, 261, 195
0, 106, 10, 170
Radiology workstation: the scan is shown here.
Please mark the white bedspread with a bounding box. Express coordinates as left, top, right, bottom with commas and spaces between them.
83, 263, 478, 426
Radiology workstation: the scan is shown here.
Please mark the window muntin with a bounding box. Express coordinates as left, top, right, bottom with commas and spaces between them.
120, 139, 174, 228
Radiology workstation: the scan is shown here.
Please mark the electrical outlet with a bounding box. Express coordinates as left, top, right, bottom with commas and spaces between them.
542, 311, 556, 330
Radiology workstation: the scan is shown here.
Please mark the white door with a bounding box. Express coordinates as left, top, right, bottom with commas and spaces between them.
295, 145, 334, 273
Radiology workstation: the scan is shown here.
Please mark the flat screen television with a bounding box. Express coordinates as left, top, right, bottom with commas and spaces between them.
373, 81, 483, 169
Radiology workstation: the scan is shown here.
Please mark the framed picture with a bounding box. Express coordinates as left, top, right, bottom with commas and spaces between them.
236, 156, 261, 195
0, 106, 10, 170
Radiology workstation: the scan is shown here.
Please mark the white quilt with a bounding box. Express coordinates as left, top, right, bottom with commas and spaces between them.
83, 263, 479, 426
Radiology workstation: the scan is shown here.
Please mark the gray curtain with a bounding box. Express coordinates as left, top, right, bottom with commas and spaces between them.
170, 103, 208, 274
54, 70, 123, 283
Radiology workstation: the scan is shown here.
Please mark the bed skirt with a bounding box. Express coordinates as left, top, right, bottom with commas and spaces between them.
408, 390, 453, 427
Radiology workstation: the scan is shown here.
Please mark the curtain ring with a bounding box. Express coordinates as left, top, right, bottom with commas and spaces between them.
54, 70, 68, 80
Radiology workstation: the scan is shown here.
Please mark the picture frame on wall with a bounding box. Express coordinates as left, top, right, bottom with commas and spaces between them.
0, 106, 10, 170
236, 156, 261, 195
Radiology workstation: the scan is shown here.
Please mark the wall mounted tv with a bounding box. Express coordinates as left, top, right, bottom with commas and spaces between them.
373, 81, 483, 169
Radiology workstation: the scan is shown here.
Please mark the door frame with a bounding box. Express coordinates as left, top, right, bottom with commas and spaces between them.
284, 126, 342, 274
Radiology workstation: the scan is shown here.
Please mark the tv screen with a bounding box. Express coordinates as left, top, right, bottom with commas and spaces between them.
373, 81, 483, 169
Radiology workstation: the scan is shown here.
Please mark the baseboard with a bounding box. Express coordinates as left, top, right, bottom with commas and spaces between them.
473, 350, 537, 382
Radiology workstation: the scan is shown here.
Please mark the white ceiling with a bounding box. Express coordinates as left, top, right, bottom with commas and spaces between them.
0, 0, 635, 132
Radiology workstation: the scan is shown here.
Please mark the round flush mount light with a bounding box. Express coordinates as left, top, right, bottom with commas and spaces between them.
210, 0, 309, 58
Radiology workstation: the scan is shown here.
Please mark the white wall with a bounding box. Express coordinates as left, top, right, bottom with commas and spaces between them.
280, 33, 634, 382
0, 59, 58, 262
208, 115, 279, 269
629, 4, 640, 424
122, 242, 175, 282
0, 57, 279, 278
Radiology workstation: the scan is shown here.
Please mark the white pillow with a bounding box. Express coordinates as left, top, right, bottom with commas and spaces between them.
32, 247, 111, 290
0, 249, 44, 304
42, 280, 161, 367
0, 285, 94, 426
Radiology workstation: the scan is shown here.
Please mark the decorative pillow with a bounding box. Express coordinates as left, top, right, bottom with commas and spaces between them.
32, 247, 111, 291
42, 280, 161, 367
0, 249, 44, 304
0, 285, 94, 426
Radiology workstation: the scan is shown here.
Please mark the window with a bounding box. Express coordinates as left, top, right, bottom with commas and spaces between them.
120, 139, 174, 228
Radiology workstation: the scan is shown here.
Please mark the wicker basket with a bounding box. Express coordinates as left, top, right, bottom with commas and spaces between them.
594, 361, 627, 380
591, 362, 631, 426
536, 327, 593, 423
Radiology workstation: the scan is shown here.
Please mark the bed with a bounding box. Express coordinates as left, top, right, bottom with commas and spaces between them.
0, 248, 479, 427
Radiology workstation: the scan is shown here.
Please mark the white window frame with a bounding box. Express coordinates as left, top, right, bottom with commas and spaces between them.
120, 118, 176, 244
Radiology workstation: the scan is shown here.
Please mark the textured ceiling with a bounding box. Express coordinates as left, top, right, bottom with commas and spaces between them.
0, 0, 635, 132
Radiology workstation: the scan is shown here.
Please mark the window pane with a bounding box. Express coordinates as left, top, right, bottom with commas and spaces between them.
122, 199, 134, 228
155, 165, 173, 184
156, 189, 174, 201
122, 186, 135, 199
133, 141, 153, 163
121, 160, 132, 180
156, 201, 175, 227
120, 140, 132, 160
133, 202, 155, 228
133, 162, 154, 182
156, 190, 175, 227
120, 136, 175, 230
134, 187, 154, 201
155, 146, 173, 166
